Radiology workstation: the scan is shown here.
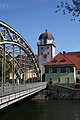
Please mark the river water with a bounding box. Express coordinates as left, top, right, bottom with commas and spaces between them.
0, 99, 80, 120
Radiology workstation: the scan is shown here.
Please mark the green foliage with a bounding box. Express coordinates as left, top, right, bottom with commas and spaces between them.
0, 55, 12, 83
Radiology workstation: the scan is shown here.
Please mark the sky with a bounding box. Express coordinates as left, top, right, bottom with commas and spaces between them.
0, 0, 80, 55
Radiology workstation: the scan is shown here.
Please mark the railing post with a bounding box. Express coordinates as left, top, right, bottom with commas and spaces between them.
12, 44, 15, 89
1, 44, 5, 95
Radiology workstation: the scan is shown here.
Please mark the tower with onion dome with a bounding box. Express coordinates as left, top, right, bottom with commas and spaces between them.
37, 30, 56, 81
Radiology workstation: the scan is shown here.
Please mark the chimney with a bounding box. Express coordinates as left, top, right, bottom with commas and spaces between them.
63, 51, 66, 55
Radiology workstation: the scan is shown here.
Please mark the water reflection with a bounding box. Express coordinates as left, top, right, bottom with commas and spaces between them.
0, 99, 80, 120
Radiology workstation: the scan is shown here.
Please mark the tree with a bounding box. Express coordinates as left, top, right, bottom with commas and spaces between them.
55, 0, 80, 21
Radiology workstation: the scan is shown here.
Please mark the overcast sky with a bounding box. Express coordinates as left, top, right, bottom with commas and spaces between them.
0, 0, 80, 54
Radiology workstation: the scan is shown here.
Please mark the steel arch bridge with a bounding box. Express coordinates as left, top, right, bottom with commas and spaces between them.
0, 21, 41, 89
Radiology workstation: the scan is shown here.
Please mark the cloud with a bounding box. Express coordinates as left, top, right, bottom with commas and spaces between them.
0, 1, 23, 10
0, 1, 8, 9
0, 0, 50, 10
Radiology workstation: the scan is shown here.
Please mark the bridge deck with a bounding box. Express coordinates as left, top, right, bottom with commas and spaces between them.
0, 82, 47, 109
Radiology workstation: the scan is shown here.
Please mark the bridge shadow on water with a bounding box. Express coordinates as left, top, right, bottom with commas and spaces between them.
0, 91, 45, 120
1, 98, 80, 120
0, 93, 39, 119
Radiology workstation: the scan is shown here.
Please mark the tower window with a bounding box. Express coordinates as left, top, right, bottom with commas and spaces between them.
47, 52, 49, 55
47, 46, 49, 49
41, 47, 43, 50
41, 53, 43, 55
44, 40, 46, 44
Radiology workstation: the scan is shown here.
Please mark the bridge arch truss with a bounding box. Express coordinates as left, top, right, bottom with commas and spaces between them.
0, 21, 41, 90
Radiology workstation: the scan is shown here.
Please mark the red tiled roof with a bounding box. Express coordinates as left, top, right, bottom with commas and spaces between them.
65, 54, 80, 69
45, 52, 74, 66
66, 51, 80, 56
45, 52, 80, 69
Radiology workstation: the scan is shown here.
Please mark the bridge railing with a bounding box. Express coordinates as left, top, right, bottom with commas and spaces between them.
0, 82, 47, 97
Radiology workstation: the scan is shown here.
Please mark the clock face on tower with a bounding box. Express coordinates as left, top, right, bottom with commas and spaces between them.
43, 53, 47, 61
43, 53, 47, 59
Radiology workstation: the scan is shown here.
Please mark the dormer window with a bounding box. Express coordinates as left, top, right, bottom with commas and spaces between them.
52, 59, 57, 63
60, 58, 66, 62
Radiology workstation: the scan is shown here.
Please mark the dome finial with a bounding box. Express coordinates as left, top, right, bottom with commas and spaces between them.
45, 29, 47, 32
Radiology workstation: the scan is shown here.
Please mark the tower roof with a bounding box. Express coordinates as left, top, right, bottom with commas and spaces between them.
38, 30, 54, 40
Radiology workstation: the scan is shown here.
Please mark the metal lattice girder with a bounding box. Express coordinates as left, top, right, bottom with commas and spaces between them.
0, 45, 22, 80
0, 20, 41, 79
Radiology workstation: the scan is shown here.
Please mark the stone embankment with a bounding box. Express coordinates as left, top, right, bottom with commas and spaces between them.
45, 84, 80, 100
32, 84, 80, 100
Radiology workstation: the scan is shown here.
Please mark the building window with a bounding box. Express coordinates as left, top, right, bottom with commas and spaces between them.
58, 78, 60, 83
66, 68, 70, 73
78, 71, 80, 74
61, 67, 66, 73
57, 68, 61, 73
66, 78, 69, 83
53, 67, 57, 73
49, 68, 52, 73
